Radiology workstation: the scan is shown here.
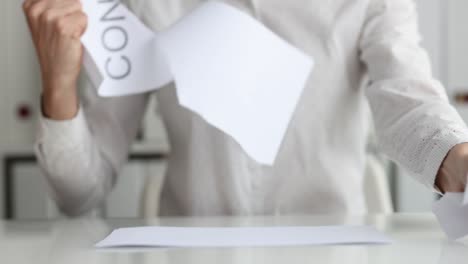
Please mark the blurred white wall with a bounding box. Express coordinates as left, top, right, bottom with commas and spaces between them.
448, 1, 468, 130
448, 0, 468, 95
0, 0, 42, 218
2, 0, 41, 147
416, 0, 445, 81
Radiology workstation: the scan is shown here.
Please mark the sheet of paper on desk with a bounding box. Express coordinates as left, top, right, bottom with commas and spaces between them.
80, 0, 314, 165
433, 190, 468, 240
95, 226, 392, 248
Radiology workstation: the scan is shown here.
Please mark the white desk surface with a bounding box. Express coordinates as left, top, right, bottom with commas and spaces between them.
0, 213, 466, 264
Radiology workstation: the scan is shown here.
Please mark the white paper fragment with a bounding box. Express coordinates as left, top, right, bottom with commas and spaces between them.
81, 0, 173, 96
433, 192, 468, 240
80, 0, 314, 165
156, 2, 313, 164
95, 226, 392, 248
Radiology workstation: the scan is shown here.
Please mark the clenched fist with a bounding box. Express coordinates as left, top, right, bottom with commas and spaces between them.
23, 0, 87, 120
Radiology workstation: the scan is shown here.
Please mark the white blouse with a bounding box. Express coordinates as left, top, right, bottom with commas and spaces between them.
35, 0, 468, 216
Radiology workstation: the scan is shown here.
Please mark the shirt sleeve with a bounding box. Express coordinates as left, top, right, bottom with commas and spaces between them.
35, 87, 149, 216
360, 0, 468, 190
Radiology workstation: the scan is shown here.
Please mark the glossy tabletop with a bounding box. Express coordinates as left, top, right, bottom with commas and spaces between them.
0, 213, 466, 264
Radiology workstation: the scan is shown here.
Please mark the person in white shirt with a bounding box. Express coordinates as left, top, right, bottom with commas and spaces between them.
23, 0, 468, 216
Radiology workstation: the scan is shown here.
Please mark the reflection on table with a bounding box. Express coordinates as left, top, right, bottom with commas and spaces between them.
0, 213, 466, 264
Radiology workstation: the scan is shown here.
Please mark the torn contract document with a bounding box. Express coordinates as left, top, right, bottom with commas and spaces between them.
80, 0, 314, 165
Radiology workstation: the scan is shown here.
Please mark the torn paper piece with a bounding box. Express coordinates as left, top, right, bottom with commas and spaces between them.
433, 193, 468, 240
95, 226, 392, 248
81, 0, 173, 96
155, 2, 313, 164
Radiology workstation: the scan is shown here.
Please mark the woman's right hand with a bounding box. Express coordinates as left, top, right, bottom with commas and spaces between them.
23, 0, 88, 120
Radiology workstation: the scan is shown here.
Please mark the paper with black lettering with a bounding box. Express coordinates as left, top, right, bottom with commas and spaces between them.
80, 0, 314, 165
81, 0, 172, 96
